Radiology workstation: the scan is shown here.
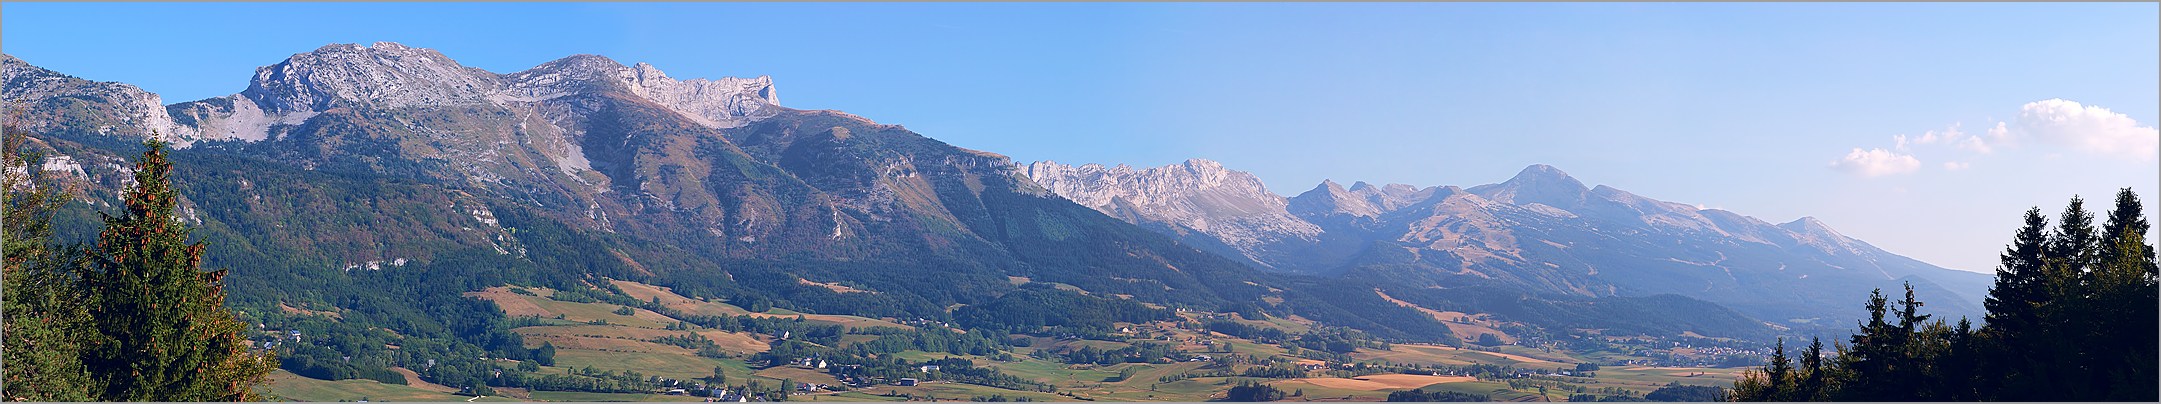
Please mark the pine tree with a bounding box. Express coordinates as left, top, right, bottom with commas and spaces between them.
1796, 337, 1827, 401
1836, 289, 1895, 401
2050, 196, 2101, 271
1891, 283, 1934, 400
76, 139, 275, 401
1980, 207, 2050, 400
1767, 338, 1795, 401
2091, 226, 2158, 401
2, 121, 95, 401
2099, 188, 2154, 277
2037, 197, 2104, 400
1936, 318, 1981, 401
1984, 208, 2050, 334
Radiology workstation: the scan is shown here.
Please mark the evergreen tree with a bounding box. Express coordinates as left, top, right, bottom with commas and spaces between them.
2033, 196, 2103, 400
1936, 318, 1981, 401
1737, 192, 2157, 402
1796, 337, 1827, 401
1890, 283, 1932, 400
1984, 208, 2051, 334
1764, 338, 1794, 401
76, 140, 275, 401
1, 122, 95, 401
1980, 207, 2050, 400
2099, 188, 2153, 275
2050, 196, 2101, 270
2090, 227, 2158, 401
1835, 289, 1895, 401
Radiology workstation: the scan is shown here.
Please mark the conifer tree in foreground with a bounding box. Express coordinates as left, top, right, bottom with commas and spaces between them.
76, 139, 275, 401
1, 121, 95, 401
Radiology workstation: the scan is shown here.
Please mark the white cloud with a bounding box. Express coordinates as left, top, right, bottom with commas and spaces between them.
1959, 135, 1992, 154
1833, 99, 2152, 178
2013, 98, 2159, 161
1831, 148, 1921, 177
1903, 123, 1994, 154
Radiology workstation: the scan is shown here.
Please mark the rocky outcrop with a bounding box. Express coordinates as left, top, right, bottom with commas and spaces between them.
2, 54, 196, 144
1026, 159, 1325, 271
165, 42, 782, 144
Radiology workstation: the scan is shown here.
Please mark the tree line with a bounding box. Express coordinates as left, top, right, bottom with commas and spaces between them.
1733, 189, 2156, 401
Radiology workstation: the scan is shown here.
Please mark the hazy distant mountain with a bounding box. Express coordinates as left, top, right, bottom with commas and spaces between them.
1031, 160, 1993, 326
1025, 159, 1355, 272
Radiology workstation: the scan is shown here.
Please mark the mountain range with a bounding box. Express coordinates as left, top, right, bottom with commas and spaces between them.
2, 42, 1984, 349
1024, 160, 1992, 326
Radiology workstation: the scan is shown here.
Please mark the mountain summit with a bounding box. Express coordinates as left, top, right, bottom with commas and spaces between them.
1025, 159, 1330, 271
163, 42, 781, 144
1466, 164, 1592, 210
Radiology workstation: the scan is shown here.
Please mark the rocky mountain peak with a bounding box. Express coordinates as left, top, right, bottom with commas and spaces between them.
518, 54, 626, 81
1289, 179, 1383, 219
504, 53, 780, 128
1470, 164, 1592, 209
1505, 164, 1585, 189
1780, 216, 1841, 238
1025, 159, 1322, 269
1317, 179, 1346, 191
3, 53, 194, 144
160, 43, 786, 143
245, 42, 500, 113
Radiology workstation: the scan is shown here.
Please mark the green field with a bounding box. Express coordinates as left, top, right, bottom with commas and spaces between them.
851, 381, 1067, 402
553, 348, 746, 382
261, 370, 518, 402
527, 391, 708, 402
1589, 366, 1745, 393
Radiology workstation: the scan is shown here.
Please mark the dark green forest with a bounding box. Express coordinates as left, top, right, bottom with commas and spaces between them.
1733, 189, 2157, 401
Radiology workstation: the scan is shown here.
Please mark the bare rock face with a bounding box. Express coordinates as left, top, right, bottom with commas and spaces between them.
169, 42, 783, 143
246, 42, 502, 113
2, 54, 196, 144
500, 55, 781, 127
1025, 159, 1323, 271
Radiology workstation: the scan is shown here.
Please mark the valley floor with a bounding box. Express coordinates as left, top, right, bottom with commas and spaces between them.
267, 280, 1749, 402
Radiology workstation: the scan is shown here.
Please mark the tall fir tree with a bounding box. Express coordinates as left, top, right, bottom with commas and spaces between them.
1835, 289, 1896, 401
2092, 188, 2156, 401
2, 121, 95, 401
1890, 283, 1931, 401
2039, 197, 2104, 400
1984, 207, 2050, 335
77, 139, 275, 401
2049, 196, 2100, 270
1765, 338, 1794, 401
2099, 188, 2154, 277
2091, 226, 2158, 401
1980, 207, 2050, 400
1937, 318, 1981, 401
1796, 336, 1827, 402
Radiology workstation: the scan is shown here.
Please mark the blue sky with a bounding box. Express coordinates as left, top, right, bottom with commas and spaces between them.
5, 2, 2156, 273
